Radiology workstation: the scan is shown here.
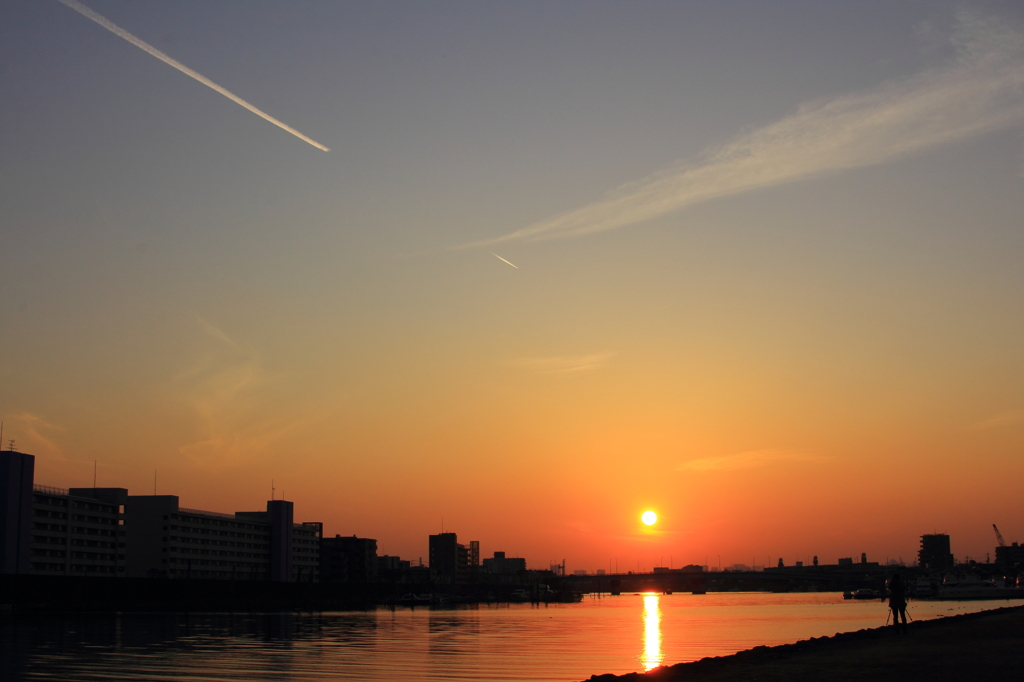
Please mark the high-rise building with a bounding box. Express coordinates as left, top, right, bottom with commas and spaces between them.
31, 486, 127, 576
321, 535, 378, 583
4, 452, 131, 577
995, 543, 1023, 570
5, 452, 322, 582
0, 451, 34, 575
429, 532, 474, 583
918, 534, 954, 571
126, 496, 321, 581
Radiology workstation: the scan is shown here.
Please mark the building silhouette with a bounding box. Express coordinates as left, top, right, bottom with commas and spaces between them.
995, 542, 1023, 571
378, 555, 409, 571
481, 551, 525, 574
321, 535, 378, 583
1, 450, 321, 581
32, 485, 127, 576
126, 495, 321, 581
2, 450, 128, 577
429, 532, 478, 583
0, 451, 34, 574
918, 534, 954, 572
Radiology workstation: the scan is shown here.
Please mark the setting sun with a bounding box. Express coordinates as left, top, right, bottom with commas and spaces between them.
641, 510, 658, 526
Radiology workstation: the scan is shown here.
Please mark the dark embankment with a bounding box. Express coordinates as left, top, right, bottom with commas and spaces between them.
0, 574, 376, 612
585, 604, 1024, 682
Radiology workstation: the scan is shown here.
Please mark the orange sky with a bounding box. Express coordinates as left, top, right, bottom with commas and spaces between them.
4, 2, 1024, 573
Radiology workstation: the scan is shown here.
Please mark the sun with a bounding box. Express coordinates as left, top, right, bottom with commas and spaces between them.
641, 510, 658, 526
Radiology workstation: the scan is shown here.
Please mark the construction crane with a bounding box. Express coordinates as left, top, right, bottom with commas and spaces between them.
993, 524, 1006, 547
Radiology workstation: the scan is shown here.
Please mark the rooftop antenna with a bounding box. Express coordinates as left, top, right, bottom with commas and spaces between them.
8, 439, 15, 451
272, 479, 275, 501
0, 422, 4, 451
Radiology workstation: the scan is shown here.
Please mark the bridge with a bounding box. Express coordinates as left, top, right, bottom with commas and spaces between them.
564, 566, 894, 595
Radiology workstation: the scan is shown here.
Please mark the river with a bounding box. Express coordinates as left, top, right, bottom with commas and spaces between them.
3, 592, 1023, 681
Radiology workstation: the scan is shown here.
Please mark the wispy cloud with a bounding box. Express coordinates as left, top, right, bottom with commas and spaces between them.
679, 448, 828, 472
172, 317, 276, 468
170, 316, 340, 470
512, 353, 614, 375
194, 314, 243, 351
467, 12, 1024, 246
972, 408, 1024, 430
4, 412, 66, 458
57, 0, 329, 151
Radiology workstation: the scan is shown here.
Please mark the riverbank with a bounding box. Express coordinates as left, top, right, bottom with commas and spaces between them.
586, 604, 1024, 681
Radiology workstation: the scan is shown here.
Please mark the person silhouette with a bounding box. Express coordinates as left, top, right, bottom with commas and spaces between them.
888, 572, 908, 633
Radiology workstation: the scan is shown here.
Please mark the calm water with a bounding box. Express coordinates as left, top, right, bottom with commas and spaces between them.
3, 593, 1023, 681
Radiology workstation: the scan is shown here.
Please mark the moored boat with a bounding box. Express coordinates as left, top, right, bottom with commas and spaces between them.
508, 589, 530, 602
913, 578, 937, 599
936, 578, 1022, 600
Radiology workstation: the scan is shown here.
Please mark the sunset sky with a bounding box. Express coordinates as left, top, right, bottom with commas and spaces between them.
3, 0, 1024, 572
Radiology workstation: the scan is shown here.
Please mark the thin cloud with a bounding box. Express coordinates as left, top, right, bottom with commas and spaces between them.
512, 353, 614, 375
679, 449, 828, 472
171, 316, 344, 470
172, 317, 274, 467
490, 252, 519, 269
467, 12, 1024, 247
193, 314, 243, 351
4, 412, 66, 458
973, 408, 1024, 430
57, 0, 329, 151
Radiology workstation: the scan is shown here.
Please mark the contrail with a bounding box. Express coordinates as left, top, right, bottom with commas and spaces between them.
463, 12, 1023, 247
490, 252, 519, 268
57, 0, 329, 151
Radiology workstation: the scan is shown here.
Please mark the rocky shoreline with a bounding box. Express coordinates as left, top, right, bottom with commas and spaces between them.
585, 604, 1024, 681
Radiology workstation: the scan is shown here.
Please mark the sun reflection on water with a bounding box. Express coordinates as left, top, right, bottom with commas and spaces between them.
641, 594, 663, 671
